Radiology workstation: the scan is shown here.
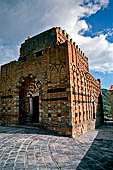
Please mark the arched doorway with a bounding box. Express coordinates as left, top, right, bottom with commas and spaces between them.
19, 77, 40, 124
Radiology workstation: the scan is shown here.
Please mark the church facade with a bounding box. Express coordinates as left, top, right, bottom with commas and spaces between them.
0, 27, 103, 137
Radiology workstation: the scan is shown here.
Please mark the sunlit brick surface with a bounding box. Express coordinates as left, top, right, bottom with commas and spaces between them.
0, 27, 103, 137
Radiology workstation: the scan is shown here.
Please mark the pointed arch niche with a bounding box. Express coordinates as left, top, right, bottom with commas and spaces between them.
19, 76, 41, 124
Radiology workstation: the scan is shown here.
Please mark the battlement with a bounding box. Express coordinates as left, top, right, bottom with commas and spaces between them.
56, 27, 88, 61
19, 27, 88, 63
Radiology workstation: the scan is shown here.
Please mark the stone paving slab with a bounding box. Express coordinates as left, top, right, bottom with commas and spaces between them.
0, 125, 113, 170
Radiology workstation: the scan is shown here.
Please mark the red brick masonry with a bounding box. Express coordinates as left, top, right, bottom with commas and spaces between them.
0, 27, 104, 137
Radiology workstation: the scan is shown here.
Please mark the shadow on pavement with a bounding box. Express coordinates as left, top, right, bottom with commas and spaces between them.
0, 125, 69, 137
0, 123, 113, 170
76, 122, 113, 170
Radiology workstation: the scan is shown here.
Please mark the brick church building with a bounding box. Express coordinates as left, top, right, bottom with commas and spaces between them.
0, 27, 103, 137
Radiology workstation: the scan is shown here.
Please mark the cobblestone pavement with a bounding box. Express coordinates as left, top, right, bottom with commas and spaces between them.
0, 124, 113, 170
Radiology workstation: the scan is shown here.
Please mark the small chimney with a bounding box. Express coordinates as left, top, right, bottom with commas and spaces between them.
28, 35, 32, 39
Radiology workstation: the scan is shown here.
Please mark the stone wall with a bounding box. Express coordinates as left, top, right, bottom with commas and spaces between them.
67, 40, 103, 137
0, 41, 72, 136
0, 27, 103, 137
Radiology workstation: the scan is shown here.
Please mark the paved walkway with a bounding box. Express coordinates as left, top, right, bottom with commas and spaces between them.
0, 124, 113, 170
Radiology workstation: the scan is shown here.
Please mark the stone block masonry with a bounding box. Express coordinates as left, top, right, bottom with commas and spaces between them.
0, 27, 104, 137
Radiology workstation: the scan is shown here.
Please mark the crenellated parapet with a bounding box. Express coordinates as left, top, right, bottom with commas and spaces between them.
19, 27, 89, 72
0, 27, 103, 137
56, 27, 88, 66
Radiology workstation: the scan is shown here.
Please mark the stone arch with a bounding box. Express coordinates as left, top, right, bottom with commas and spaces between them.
17, 74, 43, 124
27, 79, 42, 97
16, 73, 35, 88
18, 76, 34, 124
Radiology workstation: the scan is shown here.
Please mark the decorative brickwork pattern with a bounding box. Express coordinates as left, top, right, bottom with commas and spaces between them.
0, 27, 103, 137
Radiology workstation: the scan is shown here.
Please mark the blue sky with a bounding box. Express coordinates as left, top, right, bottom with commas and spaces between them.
81, 0, 113, 42
0, 0, 113, 89
90, 70, 113, 89
80, 0, 113, 89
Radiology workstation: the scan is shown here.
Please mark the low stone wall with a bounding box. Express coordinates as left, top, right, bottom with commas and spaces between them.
41, 123, 72, 136
72, 119, 96, 138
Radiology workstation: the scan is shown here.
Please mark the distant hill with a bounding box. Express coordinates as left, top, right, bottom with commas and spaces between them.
102, 89, 111, 116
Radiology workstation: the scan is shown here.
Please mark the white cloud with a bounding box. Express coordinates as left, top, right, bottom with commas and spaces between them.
0, 0, 109, 42
0, 45, 18, 66
0, 0, 112, 73
96, 0, 109, 8
77, 34, 113, 72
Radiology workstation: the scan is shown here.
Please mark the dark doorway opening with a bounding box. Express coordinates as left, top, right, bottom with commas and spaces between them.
19, 77, 33, 125
32, 96, 39, 123
93, 101, 95, 119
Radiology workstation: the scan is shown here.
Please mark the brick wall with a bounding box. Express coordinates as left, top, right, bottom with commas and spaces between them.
0, 27, 103, 137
